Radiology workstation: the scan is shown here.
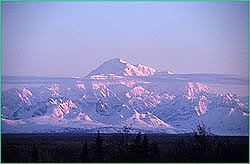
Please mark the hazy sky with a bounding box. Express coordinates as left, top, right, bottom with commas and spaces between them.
2, 2, 248, 77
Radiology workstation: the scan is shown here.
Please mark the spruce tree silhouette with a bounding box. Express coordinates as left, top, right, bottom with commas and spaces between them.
94, 130, 104, 162
134, 132, 142, 146
80, 141, 89, 162
31, 144, 39, 162
130, 132, 144, 162
194, 121, 211, 161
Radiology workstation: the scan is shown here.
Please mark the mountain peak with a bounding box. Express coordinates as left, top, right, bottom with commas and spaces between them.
86, 58, 156, 77
105, 58, 128, 64
108, 58, 128, 64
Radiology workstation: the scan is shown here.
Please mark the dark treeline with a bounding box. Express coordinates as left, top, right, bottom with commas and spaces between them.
2, 130, 249, 162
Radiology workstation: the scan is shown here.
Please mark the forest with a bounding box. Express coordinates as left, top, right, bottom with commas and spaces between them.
2, 125, 249, 162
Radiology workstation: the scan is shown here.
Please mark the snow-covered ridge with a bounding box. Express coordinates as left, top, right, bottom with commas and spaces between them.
1, 59, 248, 135
17, 88, 33, 105
87, 58, 161, 77
2, 76, 248, 135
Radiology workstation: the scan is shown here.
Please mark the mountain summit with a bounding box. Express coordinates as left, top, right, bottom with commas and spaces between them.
86, 58, 157, 77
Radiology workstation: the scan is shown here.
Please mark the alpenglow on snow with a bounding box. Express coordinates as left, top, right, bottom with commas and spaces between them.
2, 58, 248, 135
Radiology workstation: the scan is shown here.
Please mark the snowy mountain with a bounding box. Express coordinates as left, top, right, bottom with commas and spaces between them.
87, 58, 158, 77
1, 59, 248, 135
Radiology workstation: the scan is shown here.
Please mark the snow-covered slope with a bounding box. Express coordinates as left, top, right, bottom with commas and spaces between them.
1, 59, 248, 135
87, 58, 157, 77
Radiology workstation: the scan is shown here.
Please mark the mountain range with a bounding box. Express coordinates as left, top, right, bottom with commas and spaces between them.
1, 58, 248, 135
